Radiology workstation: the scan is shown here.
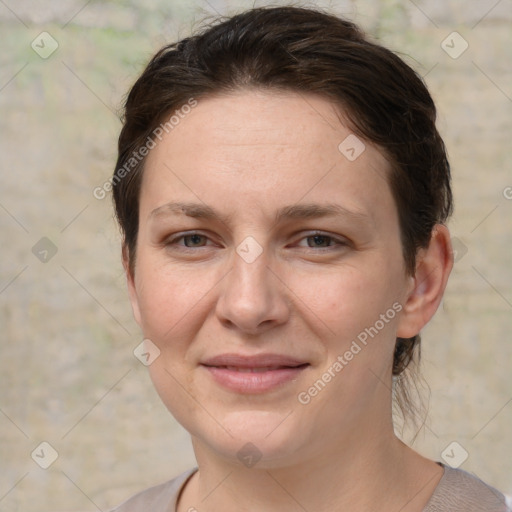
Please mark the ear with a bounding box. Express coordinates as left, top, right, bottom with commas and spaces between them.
123, 245, 142, 326
396, 224, 453, 338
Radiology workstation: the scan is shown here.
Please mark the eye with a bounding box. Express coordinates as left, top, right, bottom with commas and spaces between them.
296, 232, 347, 249
304, 234, 335, 248
165, 232, 213, 249
181, 234, 208, 247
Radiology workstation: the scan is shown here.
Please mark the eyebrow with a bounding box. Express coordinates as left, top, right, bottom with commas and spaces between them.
149, 201, 370, 225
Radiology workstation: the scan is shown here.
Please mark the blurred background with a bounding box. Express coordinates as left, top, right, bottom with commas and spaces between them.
1, 0, 511, 510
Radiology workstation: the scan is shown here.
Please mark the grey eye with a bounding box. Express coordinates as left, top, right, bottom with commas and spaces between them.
183, 234, 208, 247
306, 235, 333, 248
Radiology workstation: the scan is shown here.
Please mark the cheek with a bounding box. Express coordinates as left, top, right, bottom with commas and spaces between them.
147, 357, 203, 438
134, 258, 212, 345
289, 264, 400, 340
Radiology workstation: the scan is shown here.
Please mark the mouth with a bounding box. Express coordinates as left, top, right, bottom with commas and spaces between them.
200, 354, 310, 393
216, 365, 308, 372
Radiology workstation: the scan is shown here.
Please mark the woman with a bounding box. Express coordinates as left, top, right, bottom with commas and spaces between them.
110, 6, 508, 511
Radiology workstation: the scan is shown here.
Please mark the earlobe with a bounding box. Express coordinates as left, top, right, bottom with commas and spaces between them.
123, 247, 142, 326
396, 225, 454, 338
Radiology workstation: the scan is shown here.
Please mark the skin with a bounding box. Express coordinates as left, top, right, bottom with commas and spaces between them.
125, 89, 453, 511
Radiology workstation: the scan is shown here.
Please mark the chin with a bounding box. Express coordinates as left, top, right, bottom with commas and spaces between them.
150, 363, 320, 467
190, 408, 311, 469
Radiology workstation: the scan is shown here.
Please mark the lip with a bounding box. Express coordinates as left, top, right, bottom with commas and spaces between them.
201, 353, 310, 393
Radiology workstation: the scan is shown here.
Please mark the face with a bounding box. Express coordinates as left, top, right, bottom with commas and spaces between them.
127, 90, 417, 467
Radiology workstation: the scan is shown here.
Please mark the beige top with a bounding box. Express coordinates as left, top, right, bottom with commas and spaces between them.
111, 464, 509, 511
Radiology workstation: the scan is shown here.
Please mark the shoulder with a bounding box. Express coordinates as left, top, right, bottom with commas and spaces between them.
109, 468, 198, 512
424, 464, 510, 512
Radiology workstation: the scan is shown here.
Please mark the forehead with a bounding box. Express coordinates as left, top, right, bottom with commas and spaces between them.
140, 89, 395, 226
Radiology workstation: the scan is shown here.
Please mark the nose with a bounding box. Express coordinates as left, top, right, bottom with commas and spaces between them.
215, 247, 290, 336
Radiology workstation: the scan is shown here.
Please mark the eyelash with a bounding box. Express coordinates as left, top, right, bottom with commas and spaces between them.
165, 231, 348, 251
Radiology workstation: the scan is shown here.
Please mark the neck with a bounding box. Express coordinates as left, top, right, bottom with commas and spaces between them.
178, 413, 442, 512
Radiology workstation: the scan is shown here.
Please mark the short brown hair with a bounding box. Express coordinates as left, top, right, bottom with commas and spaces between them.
113, 5, 453, 416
